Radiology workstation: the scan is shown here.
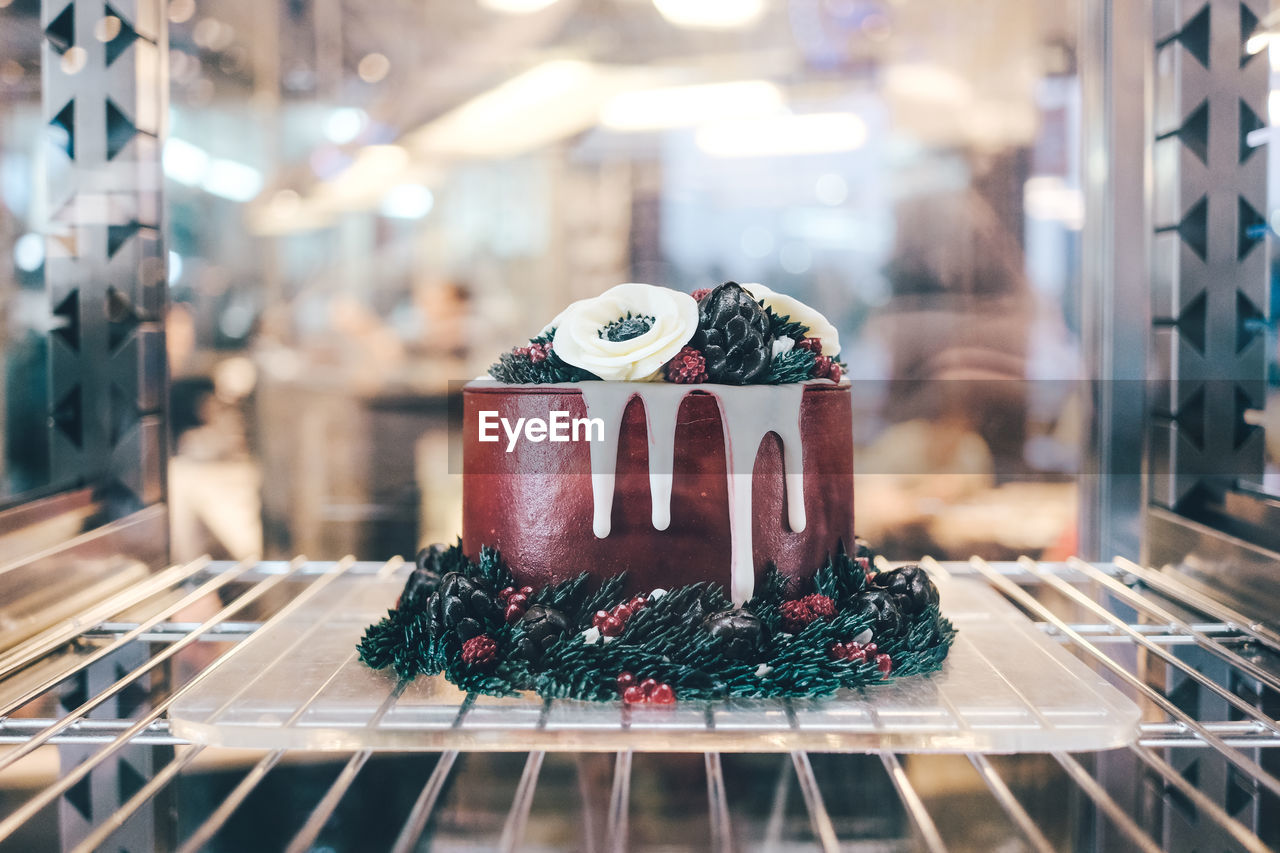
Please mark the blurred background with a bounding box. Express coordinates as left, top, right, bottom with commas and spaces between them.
0, 0, 1273, 567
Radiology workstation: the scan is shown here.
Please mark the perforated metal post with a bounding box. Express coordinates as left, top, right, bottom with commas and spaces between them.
39, 0, 168, 848
1147, 0, 1269, 512
1143, 2, 1272, 846
41, 0, 168, 513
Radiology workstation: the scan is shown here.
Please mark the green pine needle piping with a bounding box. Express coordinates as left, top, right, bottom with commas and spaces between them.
358, 542, 956, 701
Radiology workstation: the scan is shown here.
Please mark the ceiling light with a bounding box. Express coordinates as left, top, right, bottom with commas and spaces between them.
652, 0, 765, 30
411, 60, 612, 158
380, 184, 434, 219
324, 107, 367, 144
163, 138, 210, 185
168, 0, 195, 24
479, 0, 561, 12
201, 159, 263, 202
317, 145, 412, 208
696, 113, 868, 158
600, 80, 783, 131
358, 53, 390, 83
14, 233, 43, 272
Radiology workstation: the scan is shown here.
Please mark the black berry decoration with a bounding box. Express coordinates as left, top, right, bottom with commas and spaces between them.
871, 565, 940, 616
692, 282, 773, 384
429, 572, 501, 641
516, 604, 572, 662
848, 590, 903, 639
701, 608, 765, 660
398, 544, 445, 610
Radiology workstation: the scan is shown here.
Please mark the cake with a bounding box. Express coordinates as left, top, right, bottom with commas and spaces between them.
360, 282, 955, 703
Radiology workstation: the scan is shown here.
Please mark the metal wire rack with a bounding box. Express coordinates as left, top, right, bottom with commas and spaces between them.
1, 556, 1278, 852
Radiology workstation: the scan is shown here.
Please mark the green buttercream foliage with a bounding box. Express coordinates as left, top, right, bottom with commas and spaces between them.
762, 305, 809, 342
488, 329, 599, 384
358, 542, 957, 700
765, 347, 818, 384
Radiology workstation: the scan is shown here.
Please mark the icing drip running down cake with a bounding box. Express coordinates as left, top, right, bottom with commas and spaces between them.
360, 282, 955, 702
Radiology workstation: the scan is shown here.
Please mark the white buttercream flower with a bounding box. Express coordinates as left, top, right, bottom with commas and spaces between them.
741, 282, 840, 356
549, 284, 698, 381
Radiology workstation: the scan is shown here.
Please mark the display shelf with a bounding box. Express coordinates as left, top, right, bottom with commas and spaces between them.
168, 565, 1141, 752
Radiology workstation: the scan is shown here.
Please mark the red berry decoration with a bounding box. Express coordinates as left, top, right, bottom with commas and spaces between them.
691, 288, 713, 301
504, 604, 523, 624
527, 341, 551, 364
630, 595, 648, 611
602, 616, 624, 637
780, 594, 837, 633
797, 337, 822, 354
665, 345, 709, 384
828, 642, 847, 660
499, 586, 514, 603
461, 634, 498, 668
509, 593, 528, 609
519, 586, 534, 597
617, 673, 676, 705
876, 654, 893, 676
650, 683, 676, 704
613, 604, 633, 623
803, 594, 836, 619
780, 600, 811, 633
811, 355, 842, 383
592, 610, 610, 629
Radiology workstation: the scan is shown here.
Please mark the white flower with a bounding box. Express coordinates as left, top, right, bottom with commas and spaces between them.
741, 282, 840, 356
771, 336, 794, 359
548, 284, 698, 381
581, 627, 601, 645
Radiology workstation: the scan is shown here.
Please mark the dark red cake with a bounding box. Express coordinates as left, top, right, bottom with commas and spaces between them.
462, 382, 853, 602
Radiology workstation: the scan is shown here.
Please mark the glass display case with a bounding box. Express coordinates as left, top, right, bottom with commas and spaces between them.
0, 0, 1278, 849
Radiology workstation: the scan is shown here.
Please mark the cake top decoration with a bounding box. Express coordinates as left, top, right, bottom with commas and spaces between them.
488, 281, 847, 385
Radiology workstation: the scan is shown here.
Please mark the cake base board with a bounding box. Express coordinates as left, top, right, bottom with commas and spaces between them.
169, 563, 1140, 754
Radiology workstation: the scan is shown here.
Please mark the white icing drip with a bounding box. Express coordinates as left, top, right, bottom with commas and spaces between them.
578, 385, 635, 538
780, 410, 807, 534
638, 386, 687, 531
713, 385, 807, 604
574, 381, 812, 604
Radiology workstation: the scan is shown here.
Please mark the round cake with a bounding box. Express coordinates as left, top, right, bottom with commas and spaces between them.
461, 382, 854, 604
360, 282, 955, 703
